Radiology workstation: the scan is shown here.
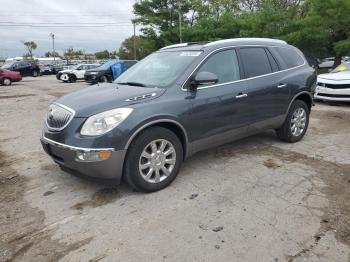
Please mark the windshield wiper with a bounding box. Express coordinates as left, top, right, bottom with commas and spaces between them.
116, 81, 147, 87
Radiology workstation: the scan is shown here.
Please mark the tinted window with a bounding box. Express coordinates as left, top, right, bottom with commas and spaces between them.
239, 48, 272, 78
275, 47, 304, 68
197, 49, 240, 85
266, 49, 279, 72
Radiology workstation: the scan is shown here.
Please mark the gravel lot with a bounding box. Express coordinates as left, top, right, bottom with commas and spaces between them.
1, 75, 350, 262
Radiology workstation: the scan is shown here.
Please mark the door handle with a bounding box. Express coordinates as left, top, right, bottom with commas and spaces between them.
235, 93, 248, 99
277, 83, 287, 88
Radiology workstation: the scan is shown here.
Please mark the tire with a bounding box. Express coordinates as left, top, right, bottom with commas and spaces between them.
68, 75, 77, 83
32, 70, 39, 77
2, 78, 12, 86
100, 75, 108, 83
276, 100, 310, 143
124, 127, 183, 192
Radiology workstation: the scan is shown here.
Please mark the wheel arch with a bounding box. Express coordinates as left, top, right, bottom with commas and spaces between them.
287, 91, 313, 113
124, 119, 189, 160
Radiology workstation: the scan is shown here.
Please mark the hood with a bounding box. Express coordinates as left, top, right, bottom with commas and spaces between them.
85, 67, 107, 73
55, 83, 166, 117
59, 69, 74, 74
318, 71, 350, 81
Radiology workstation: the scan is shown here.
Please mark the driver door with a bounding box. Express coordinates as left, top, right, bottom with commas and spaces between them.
185, 48, 250, 153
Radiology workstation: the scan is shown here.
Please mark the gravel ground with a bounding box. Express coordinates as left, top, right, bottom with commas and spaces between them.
0, 75, 350, 262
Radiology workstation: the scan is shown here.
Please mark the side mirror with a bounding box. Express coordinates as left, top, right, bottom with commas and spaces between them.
190, 71, 218, 89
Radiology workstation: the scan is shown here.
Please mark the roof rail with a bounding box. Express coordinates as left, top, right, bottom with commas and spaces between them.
204, 38, 287, 47
161, 42, 206, 50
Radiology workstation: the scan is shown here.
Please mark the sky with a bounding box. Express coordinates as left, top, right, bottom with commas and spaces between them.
0, 0, 137, 58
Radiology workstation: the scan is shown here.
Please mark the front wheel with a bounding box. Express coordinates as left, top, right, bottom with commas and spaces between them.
2, 78, 12, 86
99, 75, 108, 83
276, 100, 310, 143
32, 70, 39, 77
124, 127, 183, 192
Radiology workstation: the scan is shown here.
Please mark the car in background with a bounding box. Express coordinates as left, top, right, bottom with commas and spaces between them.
84, 60, 137, 84
0, 69, 22, 86
56, 64, 99, 83
1, 61, 41, 77
315, 63, 350, 102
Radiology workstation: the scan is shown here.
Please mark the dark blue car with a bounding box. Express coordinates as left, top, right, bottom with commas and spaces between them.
84, 60, 137, 83
41, 38, 316, 192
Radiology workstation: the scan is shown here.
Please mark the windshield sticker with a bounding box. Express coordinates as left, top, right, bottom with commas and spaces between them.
338, 65, 347, 72
180, 51, 201, 57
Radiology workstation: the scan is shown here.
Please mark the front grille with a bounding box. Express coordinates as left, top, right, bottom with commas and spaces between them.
324, 83, 350, 89
317, 93, 350, 98
46, 104, 74, 131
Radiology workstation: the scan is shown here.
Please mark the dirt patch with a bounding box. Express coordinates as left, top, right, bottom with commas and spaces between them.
263, 158, 282, 169
0, 149, 93, 261
0, 94, 36, 99
48, 92, 65, 98
311, 110, 350, 134
71, 187, 121, 210
215, 143, 350, 249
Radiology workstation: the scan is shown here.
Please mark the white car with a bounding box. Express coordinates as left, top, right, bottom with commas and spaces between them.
315, 63, 350, 102
56, 64, 99, 83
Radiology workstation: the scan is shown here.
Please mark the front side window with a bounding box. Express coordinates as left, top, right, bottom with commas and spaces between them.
239, 47, 273, 78
197, 49, 240, 85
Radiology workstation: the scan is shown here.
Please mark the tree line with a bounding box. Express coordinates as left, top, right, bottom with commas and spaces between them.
118, 0, 350, 67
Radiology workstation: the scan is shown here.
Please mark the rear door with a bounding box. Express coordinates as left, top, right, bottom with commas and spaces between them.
186, 48, 250, 153
237, 46, 290, 131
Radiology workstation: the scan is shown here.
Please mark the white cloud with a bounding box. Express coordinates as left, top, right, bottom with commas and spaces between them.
0, 0, 137, 57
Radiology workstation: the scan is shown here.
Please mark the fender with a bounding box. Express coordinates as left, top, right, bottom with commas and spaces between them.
124, 118, 189, 156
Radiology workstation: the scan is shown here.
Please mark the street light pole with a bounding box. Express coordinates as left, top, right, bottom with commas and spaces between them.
49, 33, 55, 61
133, 21, 137, 60
178, 1, 182, 43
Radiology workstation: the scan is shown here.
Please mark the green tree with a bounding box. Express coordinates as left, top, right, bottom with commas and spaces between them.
64, 47, 84, 59
95, 50, 110, 59
44, 51, 60, 58
284, 0, 350, 67
22, 41, 37, 58
118, 36, 156, 60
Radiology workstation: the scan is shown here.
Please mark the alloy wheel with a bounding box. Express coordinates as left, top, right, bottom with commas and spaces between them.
139, 139, 176, 183
290, 107, 306, 136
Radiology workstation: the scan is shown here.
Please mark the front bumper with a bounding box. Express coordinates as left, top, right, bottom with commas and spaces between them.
40, 136, 126, 182
314, 86, 350, 102
84, 74, 98, 83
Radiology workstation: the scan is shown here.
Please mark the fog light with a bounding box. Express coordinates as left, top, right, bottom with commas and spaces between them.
76, 150, 111, 162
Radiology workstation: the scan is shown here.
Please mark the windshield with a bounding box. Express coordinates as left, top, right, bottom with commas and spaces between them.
99, 60, 116, 70
2, 64, 12, 69
115, 51, 202, 87
331, 63, 350, 73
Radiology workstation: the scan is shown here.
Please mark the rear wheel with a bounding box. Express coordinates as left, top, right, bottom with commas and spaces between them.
276, 100, 309, 143
2, 78, 12, 86
124, 127, 183, 192
69, 74, 77, 83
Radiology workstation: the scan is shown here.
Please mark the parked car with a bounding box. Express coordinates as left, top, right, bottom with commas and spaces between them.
56, 64, 99, 83
42, 64, 62, 75
0, 69, 22, 86
41, 38, 316, 192
315, 62, 350, 102
1, 61, 40, 77
84, 60, 137, 84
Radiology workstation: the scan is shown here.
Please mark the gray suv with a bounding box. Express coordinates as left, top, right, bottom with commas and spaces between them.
41, 38, 316, 192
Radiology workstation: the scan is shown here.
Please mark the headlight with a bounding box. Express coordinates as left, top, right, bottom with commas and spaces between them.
80, 108, 133, 136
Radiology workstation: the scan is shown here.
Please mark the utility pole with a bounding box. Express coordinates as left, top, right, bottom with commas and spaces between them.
178, 0, 182, 43
49, 33, 55, 61
133, 21, 137, 60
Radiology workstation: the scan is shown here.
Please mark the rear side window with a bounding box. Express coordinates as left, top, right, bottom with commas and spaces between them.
197, 49, 240, 85
239, 48, 272, 78
275, 47, 304, 68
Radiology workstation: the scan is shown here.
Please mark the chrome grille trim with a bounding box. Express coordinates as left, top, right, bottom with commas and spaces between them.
46, 103, 75, 131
